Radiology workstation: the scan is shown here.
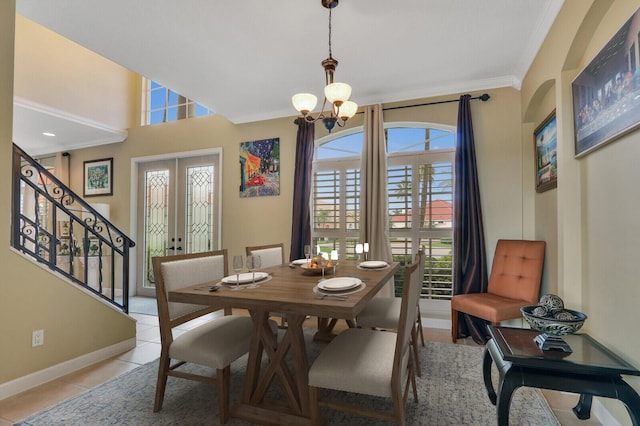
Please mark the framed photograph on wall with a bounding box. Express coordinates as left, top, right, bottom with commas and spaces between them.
572, 7, 640, 157
83, 158, 113, 197
534, 110, 557, 193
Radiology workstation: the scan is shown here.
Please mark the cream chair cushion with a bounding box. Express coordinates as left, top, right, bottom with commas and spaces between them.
170, 315, 254, 369
308, 328, 398, 398
161, 254, 225, 320
356, 297, 400, 330
250, 247, 283, 268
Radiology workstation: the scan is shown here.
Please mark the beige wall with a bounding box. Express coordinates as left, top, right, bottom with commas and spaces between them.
63, 87, 524, 277
14, 15, 138, 132
0, 10, 135, 385
523, 0, 640, 422
0, 0, 17, 382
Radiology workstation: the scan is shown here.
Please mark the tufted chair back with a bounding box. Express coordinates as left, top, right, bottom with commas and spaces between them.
451, 239, 545, 343
487, 239, 545, 304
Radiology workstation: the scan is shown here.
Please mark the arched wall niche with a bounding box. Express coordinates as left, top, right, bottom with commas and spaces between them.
523, 79, 555, 123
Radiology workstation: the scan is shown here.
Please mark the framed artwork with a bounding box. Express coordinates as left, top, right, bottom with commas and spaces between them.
239, 137, 280, 198
534, 110, 557, 193
58, 221, 70, 237
57, 237, 71, 256
83, 158, 113, 197
572, 7, 640, 157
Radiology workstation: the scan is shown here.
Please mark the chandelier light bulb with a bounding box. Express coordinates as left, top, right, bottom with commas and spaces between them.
292, 93, 318, 115
324, 82, 351, 105
338, 100, 358, 120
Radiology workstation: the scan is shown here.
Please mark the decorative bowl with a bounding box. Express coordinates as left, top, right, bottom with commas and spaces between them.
521, 306, 587, 336
300, 264, 335, 275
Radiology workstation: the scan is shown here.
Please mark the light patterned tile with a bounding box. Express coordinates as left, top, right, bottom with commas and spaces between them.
116, 341, 161, 365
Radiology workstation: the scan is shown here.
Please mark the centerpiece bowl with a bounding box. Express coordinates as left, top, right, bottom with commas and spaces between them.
521, 305, 587, 336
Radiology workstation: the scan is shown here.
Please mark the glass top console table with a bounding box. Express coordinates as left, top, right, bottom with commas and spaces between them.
483, 325, 640, 426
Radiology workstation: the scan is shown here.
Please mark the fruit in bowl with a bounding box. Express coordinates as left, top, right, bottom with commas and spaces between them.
301, 256, 335, 274
307, 256, 334, 269
521, 294, 587, 336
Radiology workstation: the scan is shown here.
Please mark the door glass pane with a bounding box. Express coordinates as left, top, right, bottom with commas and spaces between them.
144, 170, 170, 287
185, 165, 214, 253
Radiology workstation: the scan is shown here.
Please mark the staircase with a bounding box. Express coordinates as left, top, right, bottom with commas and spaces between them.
11, 144, 135, 313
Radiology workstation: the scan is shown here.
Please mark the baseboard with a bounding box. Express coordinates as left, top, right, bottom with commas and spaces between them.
0, 338, 136, 401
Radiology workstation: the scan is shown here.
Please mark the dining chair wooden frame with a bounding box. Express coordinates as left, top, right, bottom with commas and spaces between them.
152, 250, 255, 424
308, 260, 421, 425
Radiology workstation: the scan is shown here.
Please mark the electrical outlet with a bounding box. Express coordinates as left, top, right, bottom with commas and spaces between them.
32, 329, 44, 347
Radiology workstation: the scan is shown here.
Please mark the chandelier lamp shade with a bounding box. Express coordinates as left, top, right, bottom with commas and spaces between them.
292, 0, 358, 132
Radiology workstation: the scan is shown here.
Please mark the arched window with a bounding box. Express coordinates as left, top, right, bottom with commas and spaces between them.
312, 123, 455, 302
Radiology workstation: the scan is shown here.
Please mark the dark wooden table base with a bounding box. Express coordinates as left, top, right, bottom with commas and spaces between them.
482, 327, 640, 426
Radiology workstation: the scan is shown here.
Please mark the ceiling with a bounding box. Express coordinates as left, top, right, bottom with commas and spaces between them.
14, 0, 563, 155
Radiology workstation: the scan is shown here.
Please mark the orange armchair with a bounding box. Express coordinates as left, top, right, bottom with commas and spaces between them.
451, 239, 545, 342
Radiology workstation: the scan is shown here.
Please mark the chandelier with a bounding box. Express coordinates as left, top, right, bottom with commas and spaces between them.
292, 0, 357, 132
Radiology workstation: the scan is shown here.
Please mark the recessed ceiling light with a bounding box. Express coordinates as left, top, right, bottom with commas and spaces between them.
42, 132, 56, 137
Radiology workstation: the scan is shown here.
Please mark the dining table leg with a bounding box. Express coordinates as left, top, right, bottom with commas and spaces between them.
314, 317, 356, 342
232, 310, 311, 425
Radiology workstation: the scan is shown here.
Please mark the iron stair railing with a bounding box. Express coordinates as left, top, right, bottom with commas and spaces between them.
11, 143, 135, 313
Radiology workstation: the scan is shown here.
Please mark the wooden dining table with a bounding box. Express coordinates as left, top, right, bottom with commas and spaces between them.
168, 259, 400, 425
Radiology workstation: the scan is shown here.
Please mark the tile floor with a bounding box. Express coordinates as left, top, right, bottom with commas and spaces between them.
0, 312, 602, 425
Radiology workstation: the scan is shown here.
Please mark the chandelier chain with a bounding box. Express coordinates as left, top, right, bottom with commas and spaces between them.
328, 8, 333, 59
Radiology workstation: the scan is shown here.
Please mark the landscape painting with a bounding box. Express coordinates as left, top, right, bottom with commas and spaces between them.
239, 137, 280, 198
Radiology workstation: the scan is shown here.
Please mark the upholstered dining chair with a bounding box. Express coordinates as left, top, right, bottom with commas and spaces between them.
152, 250, 254, 424
451, 239, 546, 343
308, 259, 421, 425
245, 242, 285, 268
356, 249, 426, 377
246, 243, 287, 327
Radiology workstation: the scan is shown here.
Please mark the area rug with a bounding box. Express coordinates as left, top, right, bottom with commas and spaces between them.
16, 334, 559, 425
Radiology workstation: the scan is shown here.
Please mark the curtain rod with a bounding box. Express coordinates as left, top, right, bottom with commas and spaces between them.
381, 93, 490, 112
294, 93, 491, 125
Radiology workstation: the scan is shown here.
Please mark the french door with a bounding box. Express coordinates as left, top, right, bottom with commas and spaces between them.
135, 153, 221, 296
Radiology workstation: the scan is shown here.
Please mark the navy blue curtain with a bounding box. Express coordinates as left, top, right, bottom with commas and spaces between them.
289, 120, 315, 261
453, 94, 489, 343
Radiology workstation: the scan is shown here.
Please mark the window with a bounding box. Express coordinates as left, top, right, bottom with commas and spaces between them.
312, 129, 362, 259
387, 126, 455, 299
312, 123, 455, 302
142, 79, 214, 125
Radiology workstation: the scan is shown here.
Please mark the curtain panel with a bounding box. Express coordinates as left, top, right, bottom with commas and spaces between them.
452, 94, 489, 343
361, 104, 394, 296
289, 120, 315, 261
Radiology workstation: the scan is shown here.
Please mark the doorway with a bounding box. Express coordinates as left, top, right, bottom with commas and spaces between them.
133, 150, 222, 297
